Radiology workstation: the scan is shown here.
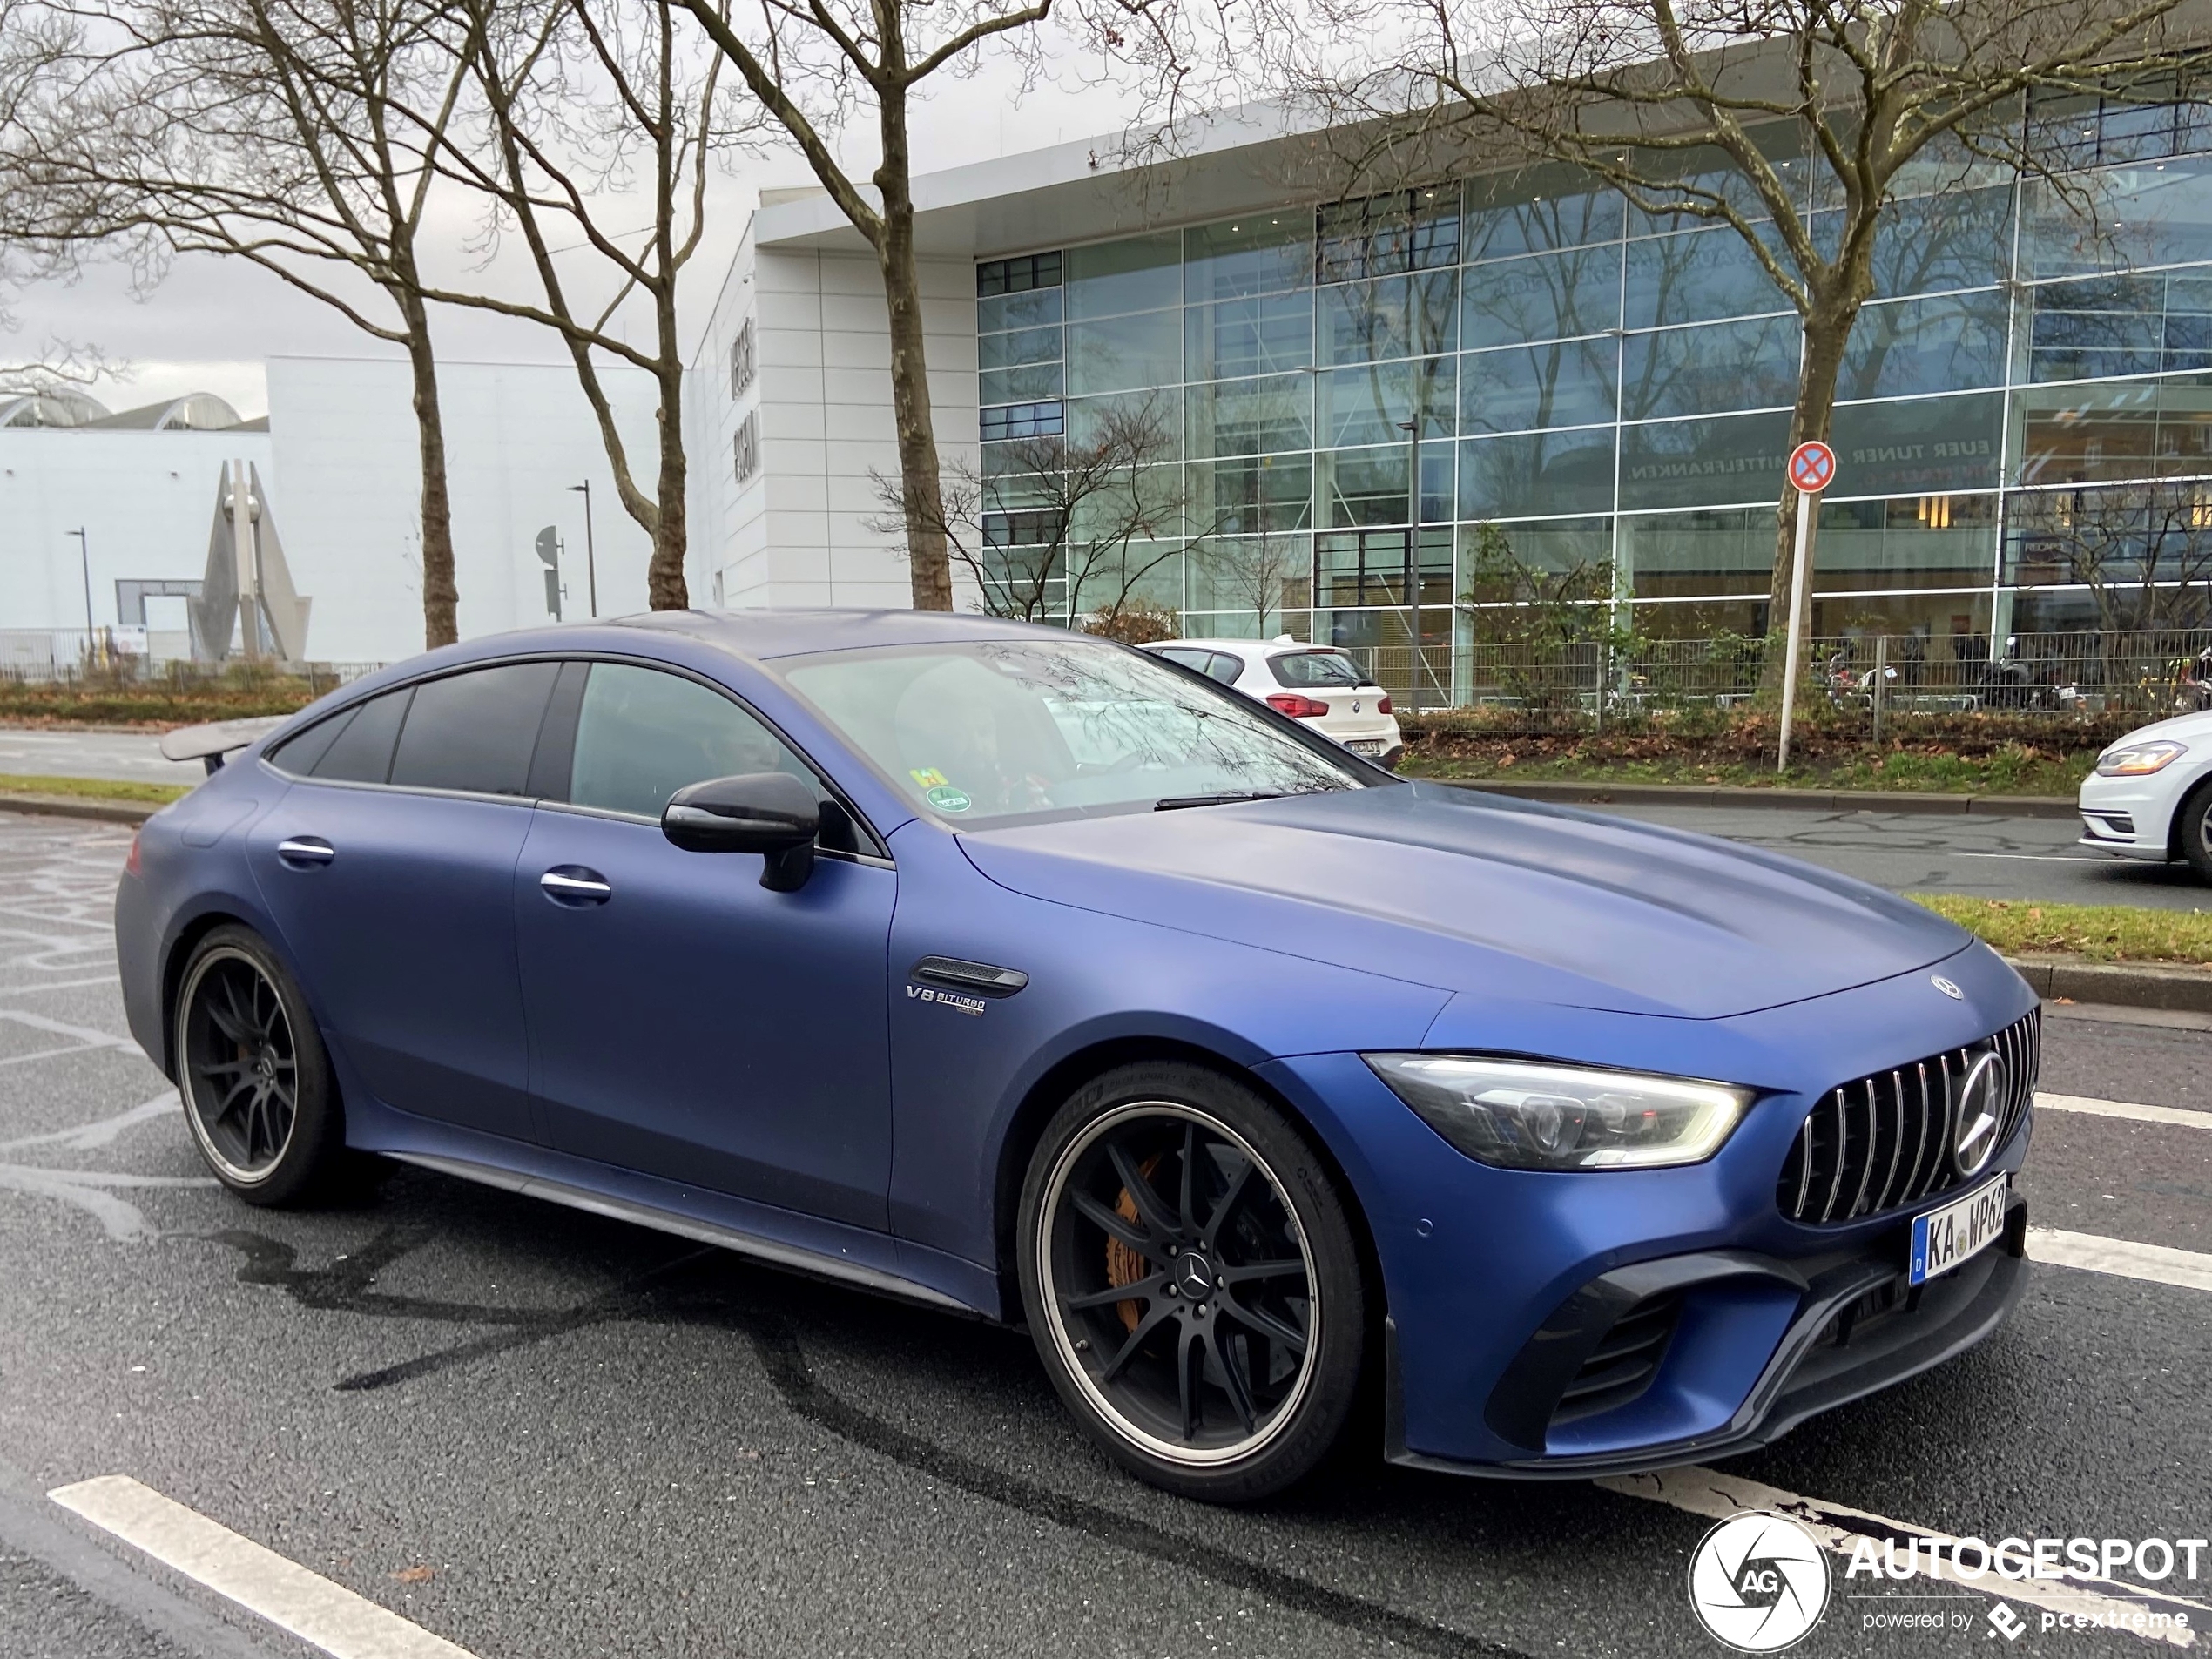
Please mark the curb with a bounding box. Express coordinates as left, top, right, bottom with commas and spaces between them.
2001, 954, 2212, 1015
0, 792, 159, 826
1437, 778, 2080, 819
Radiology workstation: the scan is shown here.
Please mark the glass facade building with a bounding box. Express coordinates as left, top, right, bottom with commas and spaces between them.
972, 95, 2212, 688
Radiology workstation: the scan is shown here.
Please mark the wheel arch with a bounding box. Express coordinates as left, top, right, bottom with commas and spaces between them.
2169, 771, 2212, 863
989, 1035, 1387, 1341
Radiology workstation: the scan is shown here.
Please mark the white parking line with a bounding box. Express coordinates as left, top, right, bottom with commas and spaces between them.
49, 1475, 475, 1659
2039, 1092, 2211, 1131
2030, 1228, 2212, 1294
1599, 1466, 2211, 1648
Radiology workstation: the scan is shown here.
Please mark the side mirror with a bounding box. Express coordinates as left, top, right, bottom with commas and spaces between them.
662, 772, 820, 892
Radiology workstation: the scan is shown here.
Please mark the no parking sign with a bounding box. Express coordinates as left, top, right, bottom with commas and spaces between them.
1788, 440, 1836, 494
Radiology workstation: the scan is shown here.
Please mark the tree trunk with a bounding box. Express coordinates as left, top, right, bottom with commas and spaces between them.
877, 92, 953, 612
401, 294, 460, 649
648, 359, 689, 609
1760, 311, 1851, 694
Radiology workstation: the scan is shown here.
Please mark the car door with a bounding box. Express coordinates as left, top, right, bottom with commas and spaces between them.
514, 659, 896, 1231
250, 660, 562, 1143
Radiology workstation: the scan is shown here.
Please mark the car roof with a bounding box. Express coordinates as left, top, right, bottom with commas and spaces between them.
611, 607, 1070, 661
1149, 638, 1343, 655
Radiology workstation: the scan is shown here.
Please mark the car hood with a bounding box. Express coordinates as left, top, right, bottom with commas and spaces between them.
2099, 707, 2212, 753
955, 783, 1971, 1021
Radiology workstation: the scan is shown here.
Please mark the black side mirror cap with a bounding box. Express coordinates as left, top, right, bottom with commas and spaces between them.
662, 772, 820, 891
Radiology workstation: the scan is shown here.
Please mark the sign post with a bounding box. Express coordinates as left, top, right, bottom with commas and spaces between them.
1778, 439, 1836, 772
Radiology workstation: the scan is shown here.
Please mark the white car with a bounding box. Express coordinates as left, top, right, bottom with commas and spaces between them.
2076, 705, 2212, 881
1144, 637, 1405, 767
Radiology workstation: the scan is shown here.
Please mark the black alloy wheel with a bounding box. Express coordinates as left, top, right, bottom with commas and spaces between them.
1019, 1062, 1367, 1502
176, 926, 345, 1204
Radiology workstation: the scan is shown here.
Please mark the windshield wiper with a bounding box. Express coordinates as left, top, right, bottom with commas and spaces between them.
1153, 790, 1286, 812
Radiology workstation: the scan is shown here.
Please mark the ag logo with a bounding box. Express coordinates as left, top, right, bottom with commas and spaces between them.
1687, 1511, 1830, 1652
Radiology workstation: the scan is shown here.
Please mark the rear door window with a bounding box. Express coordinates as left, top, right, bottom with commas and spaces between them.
1154, 647, 1213, 674
307, 688, 413, 784
1267, 650, 1363, 690
1204, 651, 1245, 685
388, 663, 561, 796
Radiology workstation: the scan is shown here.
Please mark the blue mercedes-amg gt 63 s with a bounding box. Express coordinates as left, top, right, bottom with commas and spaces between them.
115, 610, 2038, 1501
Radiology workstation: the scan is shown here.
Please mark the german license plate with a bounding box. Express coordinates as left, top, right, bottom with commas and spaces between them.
1345, 738, 1386, 756
1909, 1173, 2009, 1285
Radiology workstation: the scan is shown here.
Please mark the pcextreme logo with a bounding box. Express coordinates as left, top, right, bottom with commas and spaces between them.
1687, 1510, 1831, 1652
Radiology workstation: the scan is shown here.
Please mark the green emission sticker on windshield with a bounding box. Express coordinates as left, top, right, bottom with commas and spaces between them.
925, 784, 972, 813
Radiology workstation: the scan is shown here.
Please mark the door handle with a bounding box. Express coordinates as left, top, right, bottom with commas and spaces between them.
539, 867, 612, 905
276, 837, 335, 867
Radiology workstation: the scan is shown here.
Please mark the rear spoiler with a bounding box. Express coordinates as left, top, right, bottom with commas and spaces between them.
159, 716, 289, 775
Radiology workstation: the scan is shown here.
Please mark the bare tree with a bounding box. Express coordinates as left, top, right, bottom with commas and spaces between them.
11, 0, 476, 646
870, 393, 1190, 626
1278, 0, 2212, 685
675, 0, 1134, 612
2012, 482, 2212, 687
1192, 527, 1304, 637
422, 0, 735, 609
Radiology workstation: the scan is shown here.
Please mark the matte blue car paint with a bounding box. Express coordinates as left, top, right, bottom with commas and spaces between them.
115, 610, 2040, 1474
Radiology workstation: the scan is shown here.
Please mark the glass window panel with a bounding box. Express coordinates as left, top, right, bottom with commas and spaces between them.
1462, 338, 1617, 434
1318, 189, 1460, 281
1065, 309, 1181, 395
980, 363, 1064, 404
1458, 428, 1615, 519
310, 688, 411, 784
1068, 389, 1179, 450
1188, 455, 1312, 536
1065, 233, 1180, 320
389, 663, 560, 797
980, 325, 1062, 370
1315, 527, 1449, 610
1839, 293, 2009, 401
1829, 394, 2006, 494
1457, 516, 1613, 585
570, 664, 811, 820
1319, 271, 1458, 364
1184, 213, 1314, 303
981, 401, 1064, 441
2006, 480, 2212, 596
1186, 374, 1312, 459
978, 286, 1063, 334
1622, 316, 1797, 421
1319, 357, 1453, 447
1184, 290, 1314, 381
1319, 445, 1411, 528
2021, 156, 2212, 279
1186, 533, 1313, 619
1618, 508, 1777, 600
1619, 408, 1793, 510
1463, 165, 1626, 261
1869, 186, 2013, 298
1460, 247, 1618, 349
1623, 226, 1792, 328
2017, 375, 2212, 484
976, 252, 1062, 298
1808, 491, 1999, 592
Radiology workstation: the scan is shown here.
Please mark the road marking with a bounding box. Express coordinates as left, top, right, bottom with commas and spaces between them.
2039, 1092, 2210, 1131
1599, 1465, 2209, 1648
1956, 851, 2120, 862
49, 1475, 476, 1659
2030, 1228, 2212, 1293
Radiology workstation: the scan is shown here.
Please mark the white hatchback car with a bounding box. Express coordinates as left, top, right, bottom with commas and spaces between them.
1144, 637, 1405, 767
2076, 705, 2212, 882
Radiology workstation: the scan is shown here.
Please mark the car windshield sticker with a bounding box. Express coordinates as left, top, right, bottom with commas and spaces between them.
925, 784, 973, 813
909, 766, 948, 788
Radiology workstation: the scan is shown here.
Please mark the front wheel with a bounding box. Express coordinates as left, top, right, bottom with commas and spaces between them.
1017, 1062, 1368, 1503
2180, 778, 2212, 884
174, 925, 347, 1206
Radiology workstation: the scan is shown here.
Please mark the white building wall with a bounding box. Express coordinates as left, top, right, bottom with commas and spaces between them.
267, 356, 658, 661
685, 214, 980, 611
0, 427, 273, 631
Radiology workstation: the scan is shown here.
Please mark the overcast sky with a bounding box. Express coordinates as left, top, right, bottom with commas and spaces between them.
15, 40, 1143, 421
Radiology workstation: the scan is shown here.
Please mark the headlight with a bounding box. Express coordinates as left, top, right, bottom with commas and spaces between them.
2095, 740, 2187, 776
1363, 1055, 1754, 1170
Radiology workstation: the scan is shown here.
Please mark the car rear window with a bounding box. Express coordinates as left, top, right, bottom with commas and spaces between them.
1267, 650, 1362, 689
282, 688, 413, 784
388, 663, 561, 796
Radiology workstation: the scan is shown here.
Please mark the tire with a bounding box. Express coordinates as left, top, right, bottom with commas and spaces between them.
173, 925, 347, 1206
2180, 778, 2212, 885
1016, 1062, 1368, 1503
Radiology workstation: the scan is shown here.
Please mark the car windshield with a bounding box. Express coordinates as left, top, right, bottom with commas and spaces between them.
1268, 650, 1363, 689
781, 636, 1367, 825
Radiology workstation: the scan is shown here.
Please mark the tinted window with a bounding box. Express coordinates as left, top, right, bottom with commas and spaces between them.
267, 711, 349, 776
1269, 650, 1363, 689
310, 689, 412, 784
388, 664, 558, 796
570, 664, 813, 820
1204, 652, 1245, 685
1154, 647, 1214, 673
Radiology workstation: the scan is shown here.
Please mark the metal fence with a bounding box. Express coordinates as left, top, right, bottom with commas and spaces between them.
1347, 628, 2212, 732
0, 629, 383, 691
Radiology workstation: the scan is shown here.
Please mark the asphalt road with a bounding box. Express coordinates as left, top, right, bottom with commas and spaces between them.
0, 813, 2208, 1658
0, 730, 204, 788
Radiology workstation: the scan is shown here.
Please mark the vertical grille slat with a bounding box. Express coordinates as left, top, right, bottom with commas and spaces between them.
1779, 1011, 2039, 1225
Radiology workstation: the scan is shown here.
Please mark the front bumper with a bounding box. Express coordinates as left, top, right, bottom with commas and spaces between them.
1383, 1194, 2029, 1479
2077, 771, 2182, 860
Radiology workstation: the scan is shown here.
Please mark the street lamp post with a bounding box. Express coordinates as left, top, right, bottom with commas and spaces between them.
565, 482, 599, 617
1397, 417, 1422, 716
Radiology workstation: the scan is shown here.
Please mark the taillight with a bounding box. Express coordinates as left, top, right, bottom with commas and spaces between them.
1265, 692, 1331, 718
125, 831, 143, 877
1375, 695, 1393, 714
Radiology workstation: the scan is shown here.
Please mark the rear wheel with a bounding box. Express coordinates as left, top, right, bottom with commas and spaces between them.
175, 926, 346, 1205
2182, 778, 2212, 883
1017, 1062, 1367, 1503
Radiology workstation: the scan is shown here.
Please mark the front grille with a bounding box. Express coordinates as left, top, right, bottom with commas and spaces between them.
1548, 1293, 1681, 1426
1777, 1009, 2040, 1224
